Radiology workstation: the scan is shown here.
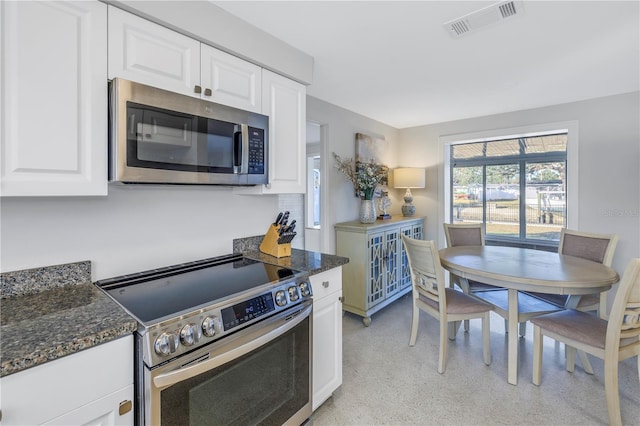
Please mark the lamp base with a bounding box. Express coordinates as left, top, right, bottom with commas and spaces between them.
401, 204, 415, 217
402, 188, 416, 217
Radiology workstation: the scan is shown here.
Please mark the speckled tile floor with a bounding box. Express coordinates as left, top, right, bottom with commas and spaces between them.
310, 294, 640, 426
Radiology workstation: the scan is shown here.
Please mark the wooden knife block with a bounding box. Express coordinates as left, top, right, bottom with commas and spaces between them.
259, 224, 291, 258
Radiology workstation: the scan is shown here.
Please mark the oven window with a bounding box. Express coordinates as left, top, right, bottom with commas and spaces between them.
159, 316, 310, 426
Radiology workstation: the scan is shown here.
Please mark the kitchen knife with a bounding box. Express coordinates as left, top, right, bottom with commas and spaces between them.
274, 212, 283, 226
281, 211, 289, 226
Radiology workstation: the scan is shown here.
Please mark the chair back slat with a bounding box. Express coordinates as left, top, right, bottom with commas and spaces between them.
401, 235, 444, 305
559, 229, 618, 266
443, 223, 484, 247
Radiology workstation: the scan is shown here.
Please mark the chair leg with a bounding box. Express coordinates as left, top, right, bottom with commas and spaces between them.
532, 325, 543, 385
578, 350, 595, 375
482, 311, 491, 365
519, 321, 527, 337
448, 320, 462, 340
438, 319, 448, 374
566, 345, 576, 373
409, 300, 419, 346
604, 357, 622, 426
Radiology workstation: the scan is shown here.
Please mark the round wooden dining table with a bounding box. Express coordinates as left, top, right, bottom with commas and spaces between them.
438, 245, 620, 385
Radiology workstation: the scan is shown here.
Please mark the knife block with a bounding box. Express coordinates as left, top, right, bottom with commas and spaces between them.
259, 224, 291, 258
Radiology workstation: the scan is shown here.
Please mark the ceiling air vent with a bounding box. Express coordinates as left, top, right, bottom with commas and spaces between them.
444, 0, 524, 38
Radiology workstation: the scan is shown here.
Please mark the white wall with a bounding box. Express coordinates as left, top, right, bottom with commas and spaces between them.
306, 96, 401, 255
0, 185, 279, 280
399, 91, 640, 275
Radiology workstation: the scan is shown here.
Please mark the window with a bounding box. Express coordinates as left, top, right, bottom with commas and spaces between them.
306, 155, 321, 228
450, 132, 567, 246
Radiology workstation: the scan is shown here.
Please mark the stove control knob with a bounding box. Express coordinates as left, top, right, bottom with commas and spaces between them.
202, 316, 217, 337
155, 332, 179, 356
287, 286, 300, 302
180, 323, 202, 346
298, 281, 311, 297
275, 290, 287, 307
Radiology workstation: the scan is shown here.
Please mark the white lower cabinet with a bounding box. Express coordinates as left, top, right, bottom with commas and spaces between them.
1, 336, 134, 426
311, 267, 343, 410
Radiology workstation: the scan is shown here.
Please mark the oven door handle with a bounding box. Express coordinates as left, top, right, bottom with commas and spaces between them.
153, 303, 311, 389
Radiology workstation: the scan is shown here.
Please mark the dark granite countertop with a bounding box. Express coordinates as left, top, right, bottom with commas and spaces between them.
243, 248, 349, 275
0, 247, 346, 378
0, 262, 137, 377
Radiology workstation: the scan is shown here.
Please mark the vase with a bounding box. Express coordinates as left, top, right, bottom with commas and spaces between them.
359, 199, 377, 224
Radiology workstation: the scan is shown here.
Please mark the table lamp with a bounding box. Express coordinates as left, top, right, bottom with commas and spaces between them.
393, 168, 425, 217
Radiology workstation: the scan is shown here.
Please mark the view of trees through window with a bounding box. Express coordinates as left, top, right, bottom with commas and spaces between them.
451, 133, 567, 244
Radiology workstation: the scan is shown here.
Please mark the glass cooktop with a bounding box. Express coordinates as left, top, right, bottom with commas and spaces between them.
96, 255, 300, 324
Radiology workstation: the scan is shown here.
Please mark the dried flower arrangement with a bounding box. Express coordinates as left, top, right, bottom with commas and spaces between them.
333, 152, 388, 200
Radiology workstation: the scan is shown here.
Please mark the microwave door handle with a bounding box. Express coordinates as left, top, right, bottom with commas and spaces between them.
233, 129, 242, 173
152, 303, 311, 389
240, 124, 249, 174
232, 125, 249, 174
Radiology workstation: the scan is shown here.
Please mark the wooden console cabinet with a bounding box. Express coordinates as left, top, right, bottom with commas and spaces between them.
335, 217, 424, 326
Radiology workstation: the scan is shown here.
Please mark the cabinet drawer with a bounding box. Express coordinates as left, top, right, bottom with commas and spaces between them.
310, 267, 342, 300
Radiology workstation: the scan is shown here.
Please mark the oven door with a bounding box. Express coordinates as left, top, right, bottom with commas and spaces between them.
143, 301, 312, 426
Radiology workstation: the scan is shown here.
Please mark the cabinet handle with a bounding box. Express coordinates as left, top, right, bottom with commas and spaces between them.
204, 88, 212, 96
322, 281, 330, 288
119, 400, 132, 416
194, 85, 202, 94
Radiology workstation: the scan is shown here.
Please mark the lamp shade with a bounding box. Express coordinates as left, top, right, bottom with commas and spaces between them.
393, 168, 425, 189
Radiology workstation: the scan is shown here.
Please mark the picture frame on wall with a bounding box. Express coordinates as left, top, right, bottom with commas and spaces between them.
355, 132, 389, 198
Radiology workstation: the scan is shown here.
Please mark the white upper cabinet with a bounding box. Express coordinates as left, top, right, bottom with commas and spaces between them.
201, 44, 262, 112
0, 0, 108, 196
236, 70, 307, 194
108, 6, 200, 97
263, 70, 306, 193
109, 6, 306, 194
109, 7, 262, 112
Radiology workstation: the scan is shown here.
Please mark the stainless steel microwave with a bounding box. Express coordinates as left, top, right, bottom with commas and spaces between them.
109, 78, 268, 186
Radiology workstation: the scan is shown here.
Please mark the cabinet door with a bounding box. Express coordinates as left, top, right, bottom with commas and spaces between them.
399, 226, 414, 290
42, 385, 133, 426
0, 0, 107, 196
1, 336, 133, 425
108, 6, 200, 97
384, 229, 401, 297
311, 268, 343, 410
367, 231, 386, 308
201, 44, 262, 112
257, 69, 306, 193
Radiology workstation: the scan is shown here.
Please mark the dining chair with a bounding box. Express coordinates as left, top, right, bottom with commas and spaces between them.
524, 229, 619, 373
401, 234, 492, 373
531, 258, 640, 426
443, 223, 501, 293
527, 228, 619, 318
443, 222, 556, 336
443, 223, 504, 333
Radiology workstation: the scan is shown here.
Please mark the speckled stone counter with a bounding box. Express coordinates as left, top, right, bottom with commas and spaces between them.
1, 261, 137, 377
234, 235, 349, 274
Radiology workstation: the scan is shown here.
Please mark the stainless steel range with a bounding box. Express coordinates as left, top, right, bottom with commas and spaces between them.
96, 254, 313, 426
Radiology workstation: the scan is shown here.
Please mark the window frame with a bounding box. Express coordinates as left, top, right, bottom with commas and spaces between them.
440, 121, 579, 249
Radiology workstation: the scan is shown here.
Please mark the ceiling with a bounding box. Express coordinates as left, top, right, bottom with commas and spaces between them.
212, 1, 639, 129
